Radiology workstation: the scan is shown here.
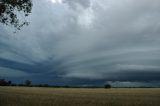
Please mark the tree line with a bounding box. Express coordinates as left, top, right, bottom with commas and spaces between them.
0, 79, 31, 86
0, 79, 50, 87
0, 79, 112, 88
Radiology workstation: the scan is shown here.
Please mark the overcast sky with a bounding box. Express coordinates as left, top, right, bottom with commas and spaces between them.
0, 0, 160, 87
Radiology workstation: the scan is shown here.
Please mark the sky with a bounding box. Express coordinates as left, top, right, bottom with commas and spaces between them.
0, 0, 160, 87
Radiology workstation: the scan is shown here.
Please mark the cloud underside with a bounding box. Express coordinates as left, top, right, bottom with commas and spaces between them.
0, 0, 160, 86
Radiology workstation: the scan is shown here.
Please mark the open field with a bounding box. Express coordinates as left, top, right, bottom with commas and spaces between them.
0, 87, 160, 106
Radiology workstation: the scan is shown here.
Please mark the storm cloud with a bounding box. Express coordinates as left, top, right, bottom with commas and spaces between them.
0, 0, 160, 86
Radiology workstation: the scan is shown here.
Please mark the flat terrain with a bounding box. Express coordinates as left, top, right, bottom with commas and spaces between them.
0, 87, 160, 106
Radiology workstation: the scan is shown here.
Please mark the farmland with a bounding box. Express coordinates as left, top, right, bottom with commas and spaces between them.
0, 87, 160, 106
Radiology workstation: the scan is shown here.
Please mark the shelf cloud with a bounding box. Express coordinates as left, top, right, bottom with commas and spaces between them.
0, 0, 160, 86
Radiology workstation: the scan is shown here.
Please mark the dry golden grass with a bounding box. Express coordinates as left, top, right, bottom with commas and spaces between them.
0, 87, 160, 106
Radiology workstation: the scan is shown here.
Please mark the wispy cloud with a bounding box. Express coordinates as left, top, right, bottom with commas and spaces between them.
0, 67, 29, 77
106, 81, 160, 87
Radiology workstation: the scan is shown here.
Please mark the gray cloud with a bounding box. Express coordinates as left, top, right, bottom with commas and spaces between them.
106, 81, 160, 87
0, 0, 160, 85
0, 67, 29, 77
63, 0, 91, 9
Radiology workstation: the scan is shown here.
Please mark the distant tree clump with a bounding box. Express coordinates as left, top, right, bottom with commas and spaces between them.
0, 79, 8, 86
7, 80, 12, 86
25, 80, 31, 86
0, 0, 33, 30
104, 84, 111, 89
0, 79, 13, 86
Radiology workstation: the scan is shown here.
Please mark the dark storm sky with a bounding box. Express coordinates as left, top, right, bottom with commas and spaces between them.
0, 0, 160, 87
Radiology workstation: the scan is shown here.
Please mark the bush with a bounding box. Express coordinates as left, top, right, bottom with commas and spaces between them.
0, 79, 8, 86
25, 80, 32, 86
104, 84, 111, 89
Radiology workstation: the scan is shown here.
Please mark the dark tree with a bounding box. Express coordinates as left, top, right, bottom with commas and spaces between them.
43, 84, 49, 87
0, 0, 32, 30
25, 80, 31, 86
0, 79, 8, 86
7, 80, 12, 86
104, 84, 111, 89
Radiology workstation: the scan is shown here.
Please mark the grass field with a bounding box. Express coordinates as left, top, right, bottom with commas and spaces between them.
0, 87, 160, 106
